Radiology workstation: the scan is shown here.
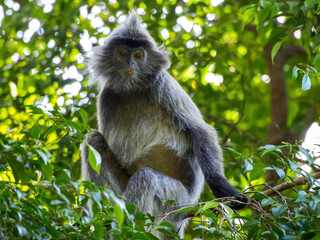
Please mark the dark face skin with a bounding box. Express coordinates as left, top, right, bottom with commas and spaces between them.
114, 45, 146, 78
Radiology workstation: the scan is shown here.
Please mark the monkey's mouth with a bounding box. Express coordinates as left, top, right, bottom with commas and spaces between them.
120, 70, 137, 78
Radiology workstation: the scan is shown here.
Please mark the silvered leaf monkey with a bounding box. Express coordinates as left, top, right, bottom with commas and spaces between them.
81, 11, 248, 238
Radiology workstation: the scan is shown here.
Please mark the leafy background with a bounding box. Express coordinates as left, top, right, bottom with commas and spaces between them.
1, 0, 320, 239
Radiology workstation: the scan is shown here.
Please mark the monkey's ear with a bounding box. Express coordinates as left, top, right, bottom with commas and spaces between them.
86, 46, 109, 87
151, 48, 171, 70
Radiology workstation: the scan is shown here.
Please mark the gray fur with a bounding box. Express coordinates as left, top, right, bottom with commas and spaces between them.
82, 11, 248, 239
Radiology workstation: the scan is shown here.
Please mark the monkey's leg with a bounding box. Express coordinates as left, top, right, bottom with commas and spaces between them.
124, 167, 190, 238
81, 130, 129, 195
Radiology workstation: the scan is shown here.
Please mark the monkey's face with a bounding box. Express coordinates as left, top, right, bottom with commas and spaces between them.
114, 46, 146, 80
91, 35, 169, 92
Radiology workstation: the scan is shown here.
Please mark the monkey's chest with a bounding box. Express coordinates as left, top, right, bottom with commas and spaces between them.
104, 104, 187, 165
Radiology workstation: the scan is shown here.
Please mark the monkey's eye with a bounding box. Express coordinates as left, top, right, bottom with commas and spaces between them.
134, 51, 144, 60
118, 49, 127, 58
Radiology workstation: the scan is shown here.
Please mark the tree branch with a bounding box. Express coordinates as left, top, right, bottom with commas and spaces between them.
263, 172, 320, 196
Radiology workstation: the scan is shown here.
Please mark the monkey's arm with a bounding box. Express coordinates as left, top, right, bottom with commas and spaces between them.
81, 130, 129, 195
189, 124, 249, 209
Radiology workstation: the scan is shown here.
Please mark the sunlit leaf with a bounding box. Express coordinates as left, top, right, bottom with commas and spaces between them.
244, 159, 254, 172
87, 143, 102, 175
261, 145, 285, 156
35, 149, 49, 164
241, 5, 257, 29
298, 146, 313, 165
43, 125, 58, 138
271, 41, 282, 64
114, 202, 124, 230
288, 160, 298, 170
274, 167, 286, 179
301, 74, 311, 90
292, 66, 298, 80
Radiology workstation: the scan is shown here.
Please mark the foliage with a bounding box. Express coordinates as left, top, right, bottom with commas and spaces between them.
1, 0, 320, 239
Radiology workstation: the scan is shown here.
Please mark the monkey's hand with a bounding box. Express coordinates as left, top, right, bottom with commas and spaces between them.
85, 129, 108, 153
229, 193, 249, 210
82, 129, 129, 194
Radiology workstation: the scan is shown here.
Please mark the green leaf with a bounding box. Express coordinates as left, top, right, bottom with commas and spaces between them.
288, 160, 298, 170
241, 6, 257, 29
175, 206, 200, 214
50, 200, 64, 205
9, 158, 27, 183
261, 198, 275, 207
261, 145, 285, 156
157, 228, 179, 238
261, 0, 275, 7
35, 149, 49, 164
298, 146, 313, 165
244, 159, 253, 173
43, 125, 58, 138
31, 123, 40, 139
193, 225, 210, 231
304, 172, 314, 185
269, 28, 287, 42
257, 7, 271, 24
87, 144, 102, 175
92, 222, 105, 239
159, 221, 175, 229
301, 74, 311, 90
250, 164, 266, 181
265, 166, 285, 179
40, 161, 53, 181
203, 210, 218, 222
272, 204, 288, 217
131, 232, 150, 240
283, 236, 296, 240
292, 66, 298, 80
202, 201, 219, 211
66, 120, 81, 131
240, 4, 257, 11
27, 105, 44, 114
300, 232, 317, 240
308, 65, 318, 74
305, 0, 319, 8
163, 199, 175, 206
16, 224, 28, 236
314, 54, 320, 65
75, 108, 88, 123
114, 202, 124, 230
126, 203, 136, 214
271, 42, 282, 64
225, 147, 244, 158
274, 167, 286, 179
